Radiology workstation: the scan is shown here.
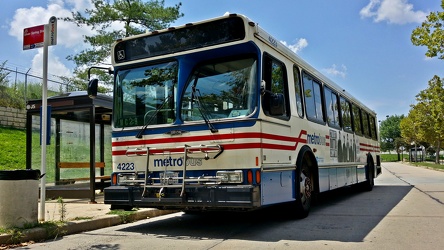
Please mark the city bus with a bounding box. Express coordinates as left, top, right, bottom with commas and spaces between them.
91, 13, 381, 218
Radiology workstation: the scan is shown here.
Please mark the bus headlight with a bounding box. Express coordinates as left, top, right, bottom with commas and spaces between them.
118, 173, 138, 184
216, 170, 243, 183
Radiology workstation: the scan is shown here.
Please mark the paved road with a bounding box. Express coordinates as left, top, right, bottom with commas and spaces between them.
23, 162, 444, 250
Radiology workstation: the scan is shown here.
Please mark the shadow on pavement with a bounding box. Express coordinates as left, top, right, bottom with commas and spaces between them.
118, 184, 412, 243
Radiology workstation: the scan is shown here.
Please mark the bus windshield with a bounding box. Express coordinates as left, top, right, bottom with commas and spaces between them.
114, 61, 178, 128
181, 57, 257, 122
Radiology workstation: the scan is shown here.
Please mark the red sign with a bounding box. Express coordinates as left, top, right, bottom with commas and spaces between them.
23, 25, 45, 50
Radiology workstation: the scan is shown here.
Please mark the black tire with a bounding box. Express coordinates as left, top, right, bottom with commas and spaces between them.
359, 154, 375, 192
110, 205, 134, 211
293, 148, 315, 219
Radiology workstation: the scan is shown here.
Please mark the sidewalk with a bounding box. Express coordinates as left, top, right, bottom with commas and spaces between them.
0, 194, 176, 245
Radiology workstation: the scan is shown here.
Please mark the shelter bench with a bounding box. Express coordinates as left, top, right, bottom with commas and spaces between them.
57, 162, 110, 182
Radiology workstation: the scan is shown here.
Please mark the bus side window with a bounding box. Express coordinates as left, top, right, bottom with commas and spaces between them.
370, 115, 377, 139
352, 104, 363, 136
325, 87, 340, 128
303, 72, 324, 123
362, 111, 370, 137
293, 65, 304, 117
262, 53, 289, 119
340, 97, 352, 132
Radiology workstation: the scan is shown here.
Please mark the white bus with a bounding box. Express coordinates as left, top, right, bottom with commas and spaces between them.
91, 13, 381, 218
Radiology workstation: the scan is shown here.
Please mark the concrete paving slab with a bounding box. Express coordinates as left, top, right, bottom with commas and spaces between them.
0, 193, 176, 245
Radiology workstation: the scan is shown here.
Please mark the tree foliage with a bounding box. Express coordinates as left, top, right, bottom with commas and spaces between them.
63, 0, 183, 68
401, 75, 444, 163
62, 0, 183, 92
379, 114, 406, 160
411, 1, 444, 59
409, 3, 444, 163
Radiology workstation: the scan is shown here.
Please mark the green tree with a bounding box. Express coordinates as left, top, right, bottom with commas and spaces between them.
400, 110, 417, 145
401, 76, 444, 164
417, 75, 444, 163
400, 108, 424, 161
63, 0, 183, 88
410, 3, 444, 163
411, 1, 444, 59
380, 114, 405, 160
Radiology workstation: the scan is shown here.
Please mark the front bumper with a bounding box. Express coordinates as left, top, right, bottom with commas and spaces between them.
104, 185, 260, 211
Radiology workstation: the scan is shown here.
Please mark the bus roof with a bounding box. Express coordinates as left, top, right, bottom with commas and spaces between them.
112, 13, 376, 116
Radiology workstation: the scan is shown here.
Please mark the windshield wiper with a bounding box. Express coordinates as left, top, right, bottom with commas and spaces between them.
136, 95, 172, 138
191, 78, 218, 133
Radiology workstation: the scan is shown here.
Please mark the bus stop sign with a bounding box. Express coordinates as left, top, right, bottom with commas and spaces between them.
23, 16, 57, 50
23, 25, 45, 50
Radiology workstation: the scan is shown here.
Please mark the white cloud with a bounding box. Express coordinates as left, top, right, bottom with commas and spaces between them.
360, 0, 427, 24
66, 0, 93, 11
324, 64, 347, 78
9, 1, 93, 49
31, 47, 72, 78
8, 1, 94, 77
281, 38, 308, 54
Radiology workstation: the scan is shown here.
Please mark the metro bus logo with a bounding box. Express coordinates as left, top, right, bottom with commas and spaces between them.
153, 156, 202, 167
306, 133, 326, 145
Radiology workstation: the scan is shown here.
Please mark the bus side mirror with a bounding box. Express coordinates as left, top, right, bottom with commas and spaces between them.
88, 79, 98, 99
269, 93, 285, 116
260, 80, 266, 95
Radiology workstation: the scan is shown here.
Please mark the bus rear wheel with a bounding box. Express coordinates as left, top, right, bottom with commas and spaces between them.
293, 152, 314, 219
110, 205, 134, 211
358, 155, 375, 192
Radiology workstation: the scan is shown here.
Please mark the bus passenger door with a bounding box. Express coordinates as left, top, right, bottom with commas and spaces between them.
261, 53, 292, 164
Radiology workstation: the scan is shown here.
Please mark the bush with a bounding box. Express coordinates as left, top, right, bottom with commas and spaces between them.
0, 86, 27, 109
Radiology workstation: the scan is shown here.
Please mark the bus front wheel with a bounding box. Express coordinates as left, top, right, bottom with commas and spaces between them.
293, 150, 315, 219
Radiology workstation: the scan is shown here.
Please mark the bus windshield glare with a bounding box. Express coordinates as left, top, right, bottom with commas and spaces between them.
181, 57, 257, 122
114, 57, 258, 128
114, 61, 178, 128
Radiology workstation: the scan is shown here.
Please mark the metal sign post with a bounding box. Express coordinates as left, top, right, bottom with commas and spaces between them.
24, 16, 57, 221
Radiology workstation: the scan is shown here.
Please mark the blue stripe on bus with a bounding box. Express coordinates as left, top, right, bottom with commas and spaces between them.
112, 42, 262, 139
112, 119, 259, 138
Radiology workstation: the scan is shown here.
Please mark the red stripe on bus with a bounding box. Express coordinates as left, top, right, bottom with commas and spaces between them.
112, 131, 307, 147
359, 142, 380, 152
111, 130, 308, 156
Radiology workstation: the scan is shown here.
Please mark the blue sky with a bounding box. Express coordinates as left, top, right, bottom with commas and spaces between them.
1, 0, 443, 120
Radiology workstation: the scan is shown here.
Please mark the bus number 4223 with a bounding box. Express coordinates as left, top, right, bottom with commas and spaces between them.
117, 163, 135, 170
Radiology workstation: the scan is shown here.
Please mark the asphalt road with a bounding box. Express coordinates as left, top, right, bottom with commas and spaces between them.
23, 162, 444, 250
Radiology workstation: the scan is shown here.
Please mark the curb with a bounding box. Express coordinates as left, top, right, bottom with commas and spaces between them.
0, 209, 176, 245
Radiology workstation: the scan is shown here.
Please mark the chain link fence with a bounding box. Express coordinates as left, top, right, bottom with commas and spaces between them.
0, 64, 79, 103
0, 63, 86, 107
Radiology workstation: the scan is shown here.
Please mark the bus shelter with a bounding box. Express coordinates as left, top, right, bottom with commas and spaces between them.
409, 146, 425, 162
26, 92, 113, 202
